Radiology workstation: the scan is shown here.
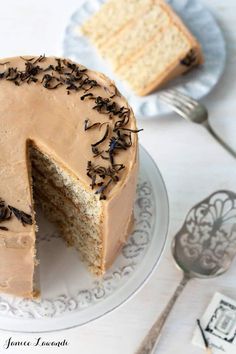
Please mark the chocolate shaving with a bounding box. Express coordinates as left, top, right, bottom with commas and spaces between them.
5, 67, 19, 81
41, 74, 62, 89
0, 199, 12, 221
83, 92, 140, 197
20, 62, 42, 82
44, 64, 56, 72
8, 206, 33, 226
55, 58, 64, 74
32, 54, 46, 64
81, 93, 94, 101
91, 124, 110, 148
0, 198, 32, 229
92, 96, 122, 115
0, 226, 8, 231
119, 128, 143, 133
0, 57, 99, 94
95, 179, 113, 200
84, 119, 101, 131
87, 162, 124, 199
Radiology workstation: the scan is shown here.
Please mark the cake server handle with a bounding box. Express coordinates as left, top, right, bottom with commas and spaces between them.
135, 273, 190, 354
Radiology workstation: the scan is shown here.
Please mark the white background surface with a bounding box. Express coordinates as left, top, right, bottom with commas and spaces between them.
0, 0, 236, 353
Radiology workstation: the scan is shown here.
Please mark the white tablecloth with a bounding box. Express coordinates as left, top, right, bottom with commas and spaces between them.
0, 0, 236, 353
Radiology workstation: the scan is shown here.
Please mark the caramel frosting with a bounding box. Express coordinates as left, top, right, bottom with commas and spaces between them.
0, 56, 139, 297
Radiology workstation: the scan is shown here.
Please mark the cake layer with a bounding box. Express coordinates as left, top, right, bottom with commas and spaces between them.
81, 0, 155, 48
117, 25, 194, 95
31, 160, 101, 240
35, 190, 103, 273
30, 145, 101, 221
100, 2, 170, 70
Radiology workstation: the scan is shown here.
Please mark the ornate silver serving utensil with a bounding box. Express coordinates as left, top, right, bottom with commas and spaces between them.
136, 190, 236, 354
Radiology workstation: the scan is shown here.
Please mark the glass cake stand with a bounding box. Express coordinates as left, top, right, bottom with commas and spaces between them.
0, 145, 169, 333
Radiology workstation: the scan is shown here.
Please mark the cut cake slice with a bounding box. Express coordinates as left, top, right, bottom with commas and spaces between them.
81, 0, 203, 96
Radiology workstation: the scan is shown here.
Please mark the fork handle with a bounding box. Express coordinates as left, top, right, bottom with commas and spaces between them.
135, 273, 190, 354
203, 121, 236, 158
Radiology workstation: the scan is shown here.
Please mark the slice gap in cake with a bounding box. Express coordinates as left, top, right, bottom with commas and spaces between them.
28, 140, 105, 277
24, 140, 39, 298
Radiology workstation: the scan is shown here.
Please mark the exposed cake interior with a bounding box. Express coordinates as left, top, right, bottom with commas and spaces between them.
29, 142, 104, 276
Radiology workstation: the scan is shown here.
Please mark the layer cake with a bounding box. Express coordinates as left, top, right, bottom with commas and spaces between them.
0, 55, 139, 298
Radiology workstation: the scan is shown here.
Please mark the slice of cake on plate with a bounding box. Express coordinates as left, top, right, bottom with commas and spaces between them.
81, 0, 203, 96
0, 56, 139, 298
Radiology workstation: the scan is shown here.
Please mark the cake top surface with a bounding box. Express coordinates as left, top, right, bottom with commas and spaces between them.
0, 55, 138, 235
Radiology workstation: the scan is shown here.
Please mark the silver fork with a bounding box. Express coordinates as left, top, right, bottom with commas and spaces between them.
159, 89, 236, 158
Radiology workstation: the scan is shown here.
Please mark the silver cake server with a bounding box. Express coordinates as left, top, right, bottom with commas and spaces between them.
135, 190, 236, 354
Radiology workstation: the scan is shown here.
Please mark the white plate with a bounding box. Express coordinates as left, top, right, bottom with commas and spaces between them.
0, 145, 169, 333
63, 0, 226, 119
